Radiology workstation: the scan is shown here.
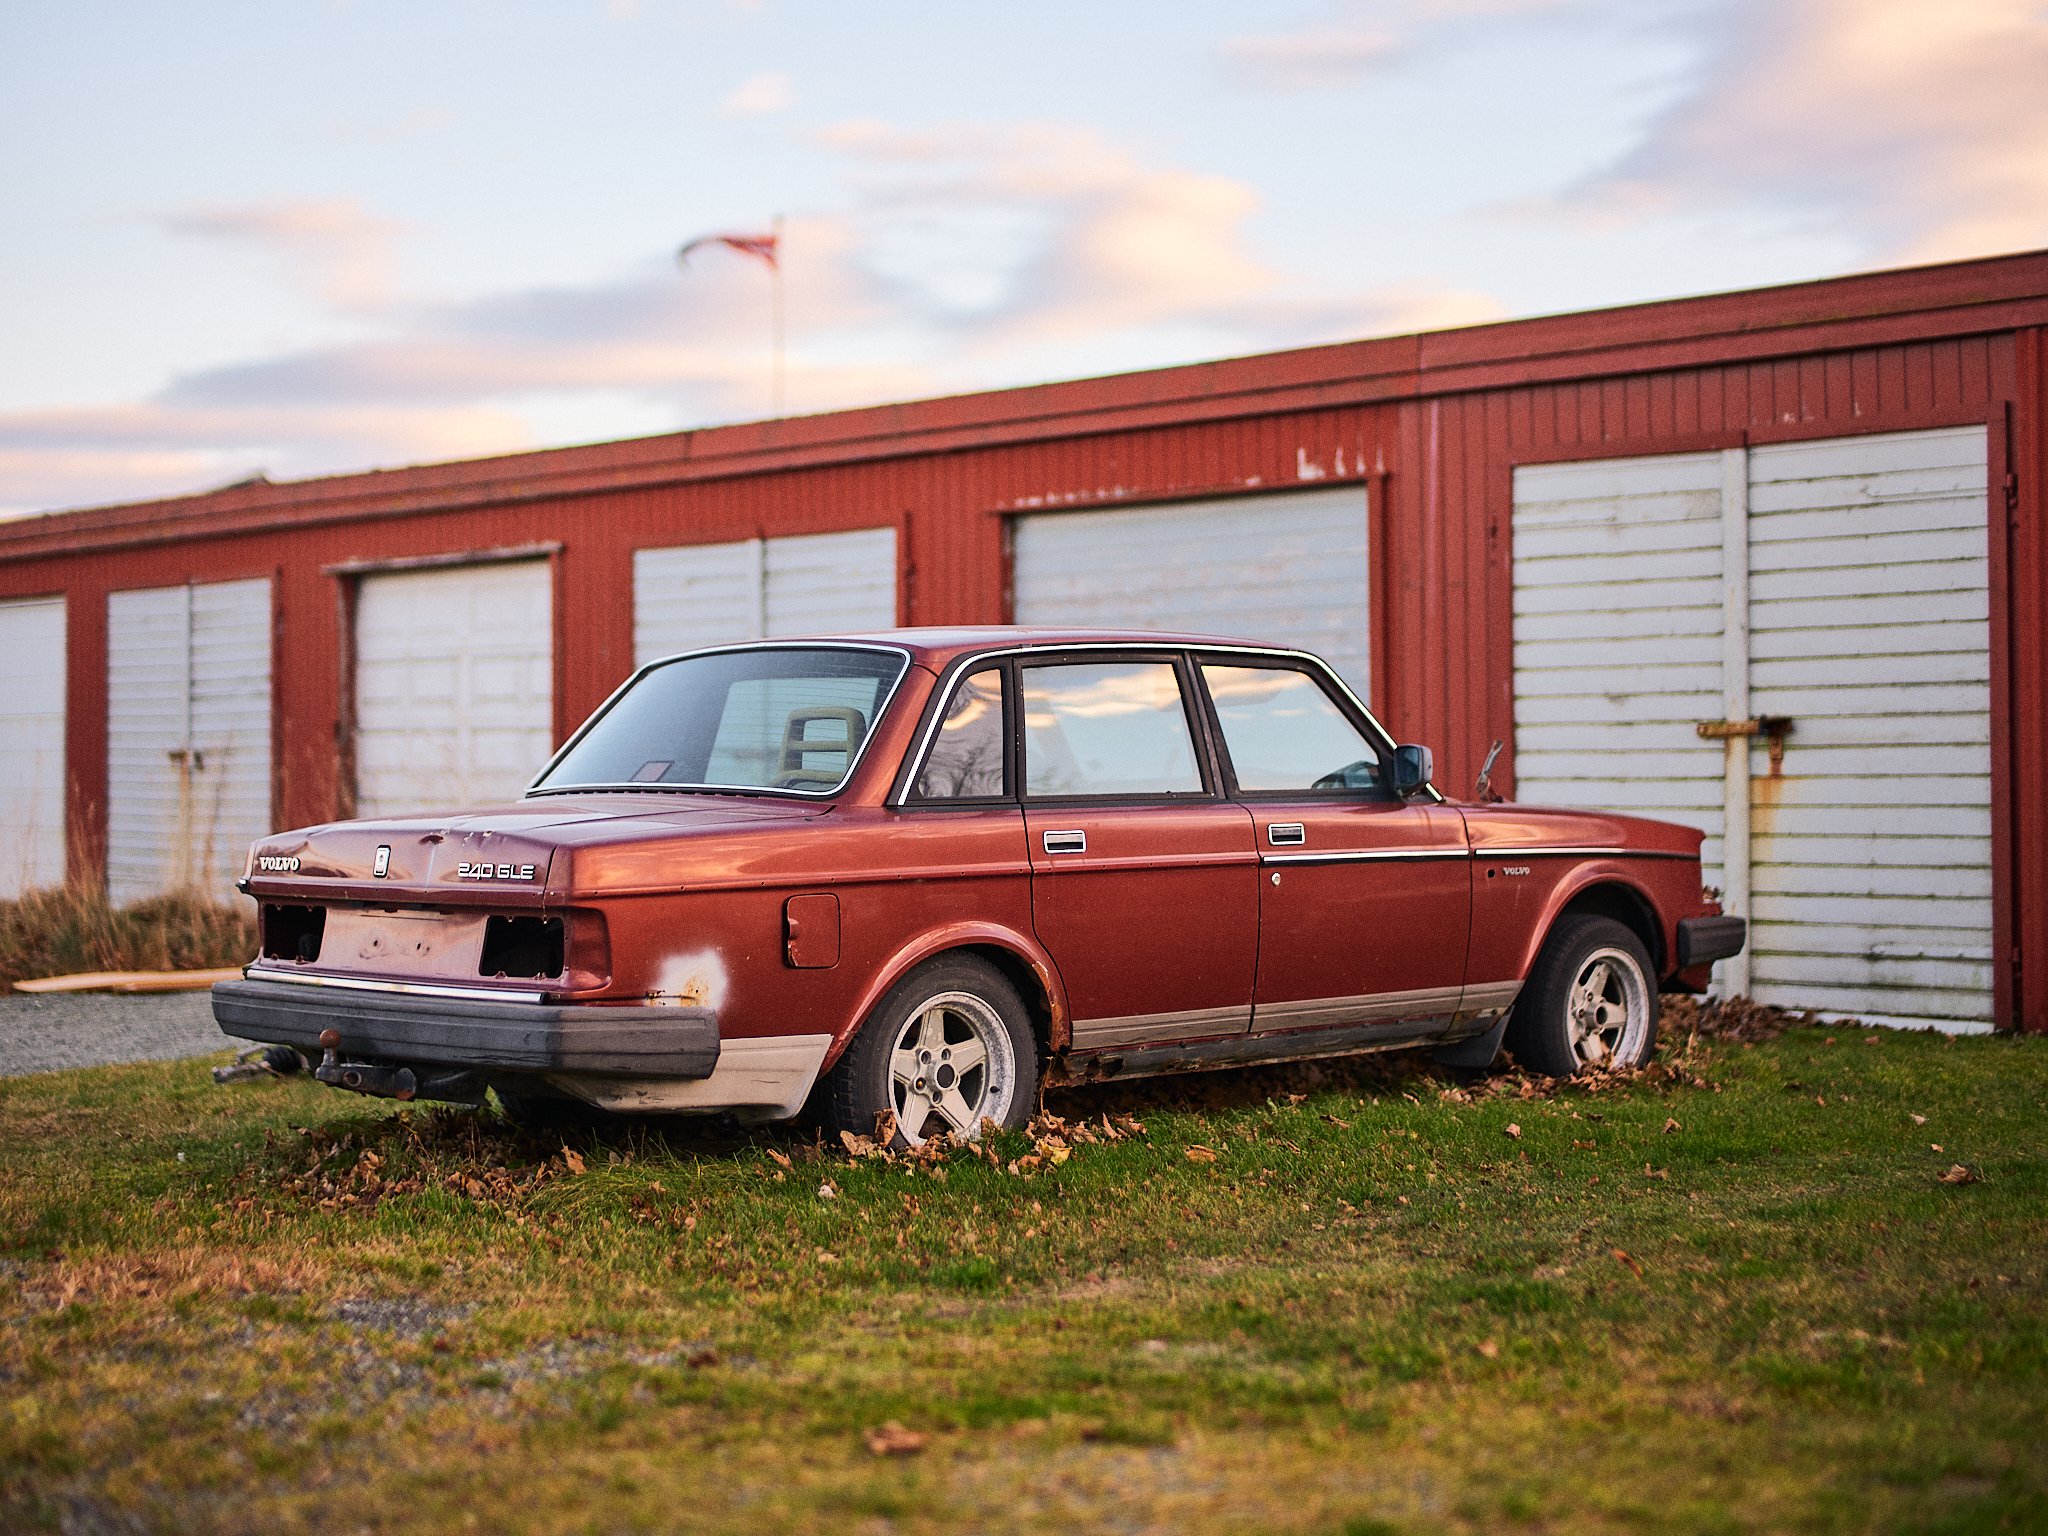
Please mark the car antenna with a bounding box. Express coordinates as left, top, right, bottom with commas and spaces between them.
1473, 739, 1505, 803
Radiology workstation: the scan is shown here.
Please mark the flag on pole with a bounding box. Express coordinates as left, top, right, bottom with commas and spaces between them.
677, 231, 780, 269
677, 217, 787, 416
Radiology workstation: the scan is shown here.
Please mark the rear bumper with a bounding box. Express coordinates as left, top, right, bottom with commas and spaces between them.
1676, 915, 1748, 970
212, 975, 719, 1079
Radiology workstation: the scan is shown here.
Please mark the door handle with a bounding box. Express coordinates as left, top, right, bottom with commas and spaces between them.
1042, 829, 1086, 854
1267, 822, 1306, 846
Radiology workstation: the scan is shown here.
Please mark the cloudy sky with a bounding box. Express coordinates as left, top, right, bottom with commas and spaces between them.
2, 0, 2044, 516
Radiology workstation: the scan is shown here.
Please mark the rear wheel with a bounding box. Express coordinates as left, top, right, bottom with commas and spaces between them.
828, 955, 1037, 1148
1504, 914, 1659, 1077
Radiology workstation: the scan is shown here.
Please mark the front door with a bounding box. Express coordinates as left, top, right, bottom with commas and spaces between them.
1019, 656, 1258, 1052
1198, 660, 1472, 1035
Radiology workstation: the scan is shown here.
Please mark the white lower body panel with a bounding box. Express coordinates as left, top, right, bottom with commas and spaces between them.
548, 1032, 832, 1120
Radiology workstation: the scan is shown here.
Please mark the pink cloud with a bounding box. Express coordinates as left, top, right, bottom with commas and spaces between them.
1569, 0, 2048, 261
161, 198, 408, 312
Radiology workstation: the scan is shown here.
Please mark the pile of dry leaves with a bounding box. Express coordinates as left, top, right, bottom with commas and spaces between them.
1661, 993, 1816, 1044
237, 1111, 579, 1214
830, 1109, 1147, 1177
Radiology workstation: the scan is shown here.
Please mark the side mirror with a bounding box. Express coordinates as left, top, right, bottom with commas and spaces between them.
1393, 744, 1433, 798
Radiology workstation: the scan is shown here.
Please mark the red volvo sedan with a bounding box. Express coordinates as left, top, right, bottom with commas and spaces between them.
214, 629, 1745, 1144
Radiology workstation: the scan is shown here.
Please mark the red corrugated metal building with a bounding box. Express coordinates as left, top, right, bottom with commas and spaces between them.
3, 249, 2043, 1033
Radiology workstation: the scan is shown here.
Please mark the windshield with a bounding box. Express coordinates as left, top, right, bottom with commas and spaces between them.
533, 646, 906, 795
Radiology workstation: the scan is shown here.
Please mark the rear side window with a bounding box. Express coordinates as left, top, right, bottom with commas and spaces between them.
1201, 663, 1384, 793
1021, 661, 1202, 797
913, 667, 1007, 800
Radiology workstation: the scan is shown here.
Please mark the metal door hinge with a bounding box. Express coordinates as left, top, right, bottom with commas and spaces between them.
1697, 715, 1793, 771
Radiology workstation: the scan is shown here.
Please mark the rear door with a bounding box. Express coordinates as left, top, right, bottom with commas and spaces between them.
1197, 658, 1472, 1035
1019, 653, 1258, 1051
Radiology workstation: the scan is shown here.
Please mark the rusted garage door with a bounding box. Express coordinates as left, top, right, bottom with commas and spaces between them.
1011, 487, 1372, 698
632, 528, 898, 667
0, 596, 67, 898
1511, 426, 1993, 1029
107, 579, 272, 904
353, 560, 553, 818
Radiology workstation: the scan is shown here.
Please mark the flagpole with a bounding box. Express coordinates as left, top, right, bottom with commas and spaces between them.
677, 225, 784, 416
771, 212, 785, 418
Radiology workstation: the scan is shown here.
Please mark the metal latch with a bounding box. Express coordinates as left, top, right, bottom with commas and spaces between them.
1697, 715, 1793, 771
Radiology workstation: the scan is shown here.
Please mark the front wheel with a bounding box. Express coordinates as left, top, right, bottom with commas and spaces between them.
1504, 914, 1659, 1077
828, 955, 1037, 1148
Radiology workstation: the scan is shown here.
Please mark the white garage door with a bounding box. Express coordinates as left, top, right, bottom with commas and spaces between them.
355, 560, 553, 818
1512, 426, 1993, 1029
1011, 487, 1371, 696
108, 579, 272, 905
633, 528, 898, 667
0, 596, 67, 898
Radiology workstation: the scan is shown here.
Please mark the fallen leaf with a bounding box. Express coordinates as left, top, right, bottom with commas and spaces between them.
766, 1148, 793, 1169
1663, 1117, 1681, 1134
1910, 1113, 1928, 1126
1504, 1124, 1522, 1140
1476, 1339, 1499, 1359
1612, 1247, 1644, 1279
1931, 1144, 1943, 1153
1643, 1164, 1669, 1180
1572, 1139, 1596, 1150
560, 1147, 586, 1175
1938, 1164, 1982, 1185
864, 1422, 927, 1457
1321, 1114, 1352, 1130
1185, 1145, 1218, 1164
817, 1180, 838, 1199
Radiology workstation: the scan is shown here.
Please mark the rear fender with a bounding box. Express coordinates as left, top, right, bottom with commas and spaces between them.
823, 921, 1070, 1070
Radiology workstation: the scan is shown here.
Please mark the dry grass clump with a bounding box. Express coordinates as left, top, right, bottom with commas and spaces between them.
0, 883, 255, 990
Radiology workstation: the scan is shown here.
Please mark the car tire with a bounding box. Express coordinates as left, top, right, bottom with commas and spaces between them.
829, 954, 1038, 1149
1504, 914, 1659, 1077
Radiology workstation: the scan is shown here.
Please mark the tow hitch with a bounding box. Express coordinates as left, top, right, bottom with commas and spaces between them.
314, 1029, 485, 1104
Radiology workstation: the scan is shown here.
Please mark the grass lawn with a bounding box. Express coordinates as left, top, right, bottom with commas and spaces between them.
2, 1016, 2043, 1534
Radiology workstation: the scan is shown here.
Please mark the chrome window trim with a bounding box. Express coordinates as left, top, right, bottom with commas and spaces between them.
525, 639, 914, 802
892, 640, 1411, 808
243, 967, 550, 1005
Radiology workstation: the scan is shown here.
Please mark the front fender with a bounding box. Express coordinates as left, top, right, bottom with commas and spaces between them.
1520, 861, 1677, 980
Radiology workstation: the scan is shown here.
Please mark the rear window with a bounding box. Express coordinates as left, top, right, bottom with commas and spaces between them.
534, 647, 905, 795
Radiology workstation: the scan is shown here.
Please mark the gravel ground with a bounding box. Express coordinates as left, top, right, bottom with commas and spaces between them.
0, 991, 230, 1077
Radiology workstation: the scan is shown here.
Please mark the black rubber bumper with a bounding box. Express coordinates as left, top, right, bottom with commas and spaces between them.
1676, 915, 1748, 969
212, 976, 719, 1078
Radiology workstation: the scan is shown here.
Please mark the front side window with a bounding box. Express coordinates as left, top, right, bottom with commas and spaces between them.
1201, 663, 1384, 793
913, 667, 1007, 800
534, 646, 903, 795
1021, 661, 1202, 798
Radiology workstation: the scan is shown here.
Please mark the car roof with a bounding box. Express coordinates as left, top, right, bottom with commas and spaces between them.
754, 626, 1298, 669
